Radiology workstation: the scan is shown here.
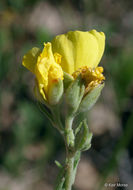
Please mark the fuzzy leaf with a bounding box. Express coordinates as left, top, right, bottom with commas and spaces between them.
75, 120, 93, 151
78, 83, 104, 113
55, 167, 65, 190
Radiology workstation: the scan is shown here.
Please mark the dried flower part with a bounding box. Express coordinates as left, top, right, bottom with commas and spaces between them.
72, 66, 105, 94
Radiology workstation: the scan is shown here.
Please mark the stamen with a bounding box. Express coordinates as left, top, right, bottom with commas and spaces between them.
72, 66, 105, 93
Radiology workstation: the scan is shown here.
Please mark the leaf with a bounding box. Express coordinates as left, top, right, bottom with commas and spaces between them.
72, 151, 81, 184
78, 83, 104, 113
55, 167, 65, 190
37, 102, 54, 125
74, 122, 82, 136
55, 160, 63, 168
75, 120, 93, 151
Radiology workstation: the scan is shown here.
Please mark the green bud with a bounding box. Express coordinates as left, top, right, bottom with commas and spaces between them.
78, 83, 104, 113
75, 120, 93, 151
48, 79, 64, 105
65, 75, 85, 116
66, 129, 75, 147
63, 72, 74, 90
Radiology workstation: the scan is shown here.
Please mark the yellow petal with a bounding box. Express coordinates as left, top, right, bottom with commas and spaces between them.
34, 80, 46, 101
34, 43, 54, 95
52, 30, 105, 74
35, 42, 63, 98
22, 47, 41, 73
89, 30, 105, 67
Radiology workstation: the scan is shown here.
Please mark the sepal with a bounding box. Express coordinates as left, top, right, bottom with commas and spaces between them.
63, 72, 74, 90
78, 83, 104, 113
65, 75, 85, 116
48, 79, 64, 105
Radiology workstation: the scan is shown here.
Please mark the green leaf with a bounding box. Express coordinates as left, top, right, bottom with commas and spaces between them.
75, 120, 93, 151
78, 83, 104, 113
71, 151, 81, 184
55, 167, 65, 190
37, 102, 54, 125
73, 151, 81, 169
55, 160, 63, 168
74, 122, 82, 136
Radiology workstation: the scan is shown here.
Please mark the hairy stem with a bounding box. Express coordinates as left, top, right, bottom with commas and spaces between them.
65, 155, 75, 190
64, 116, 77, 190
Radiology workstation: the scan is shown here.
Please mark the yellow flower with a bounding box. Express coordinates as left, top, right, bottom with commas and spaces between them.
52, 30, 105, 74
22, 42, 63, 100
52, 29, 105, 91
22, 29, 105, 102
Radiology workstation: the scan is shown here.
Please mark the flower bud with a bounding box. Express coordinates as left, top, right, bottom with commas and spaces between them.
78, 83, 104, 113
48, 79, 63, 105
65, 75, 85, 116
63, 72, 74, 90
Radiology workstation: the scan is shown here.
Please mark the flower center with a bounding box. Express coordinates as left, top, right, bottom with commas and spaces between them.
72, 66, 105, 93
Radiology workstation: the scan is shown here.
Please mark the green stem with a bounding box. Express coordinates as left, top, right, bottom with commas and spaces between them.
65, 151, 81, 190
64, 116, 77, 190
54, 114, 82, 190
65, 116, 73, 130
65, 155, 75, 190
54, 116, 82, 190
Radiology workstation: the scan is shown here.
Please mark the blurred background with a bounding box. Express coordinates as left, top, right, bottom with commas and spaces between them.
0, 0, 133, 189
